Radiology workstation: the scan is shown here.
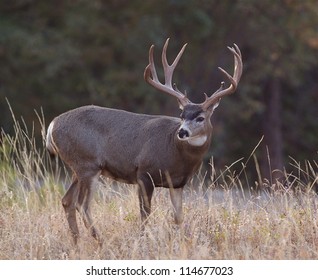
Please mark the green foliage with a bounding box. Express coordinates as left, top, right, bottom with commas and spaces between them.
0, 0, 317, 177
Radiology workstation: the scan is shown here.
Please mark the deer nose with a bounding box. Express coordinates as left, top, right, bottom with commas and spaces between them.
178, 128, 190, 139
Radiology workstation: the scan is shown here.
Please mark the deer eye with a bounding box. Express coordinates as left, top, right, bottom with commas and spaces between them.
196, 116, 205, 123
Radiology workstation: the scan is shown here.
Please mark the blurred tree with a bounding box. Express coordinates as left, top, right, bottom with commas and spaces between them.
233, 0, 318, 182
0, 0, 317, 184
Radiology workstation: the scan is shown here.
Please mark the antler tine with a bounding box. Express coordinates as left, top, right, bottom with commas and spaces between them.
233, 43, 242, 58
144, 38, 191, 108
162, 38, 188, 88
229, 44, 242, 82
147, 45, 159, 82
202, 44, 243, 110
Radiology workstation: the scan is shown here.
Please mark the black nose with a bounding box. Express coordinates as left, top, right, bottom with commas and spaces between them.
178, 128, 189, 139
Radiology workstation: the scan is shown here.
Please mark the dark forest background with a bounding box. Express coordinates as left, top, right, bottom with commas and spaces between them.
1, 0, 317, 183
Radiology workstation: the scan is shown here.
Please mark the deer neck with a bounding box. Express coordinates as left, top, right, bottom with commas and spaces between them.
175, 131, 211, 158
186, 134, 208, 146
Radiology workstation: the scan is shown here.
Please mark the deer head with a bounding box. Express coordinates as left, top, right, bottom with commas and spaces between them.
144, 38, 242, 147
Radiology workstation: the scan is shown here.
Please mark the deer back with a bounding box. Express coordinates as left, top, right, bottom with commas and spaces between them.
48, 105, 209, 186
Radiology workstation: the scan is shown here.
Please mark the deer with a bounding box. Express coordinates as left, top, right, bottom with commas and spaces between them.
46, 38, 242, 244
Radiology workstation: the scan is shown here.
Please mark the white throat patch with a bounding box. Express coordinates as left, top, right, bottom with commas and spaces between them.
187, 135, 207, 147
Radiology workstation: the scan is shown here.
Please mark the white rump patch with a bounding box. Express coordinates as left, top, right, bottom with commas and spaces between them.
187, 135, 207, 147
46, 121, 58, 154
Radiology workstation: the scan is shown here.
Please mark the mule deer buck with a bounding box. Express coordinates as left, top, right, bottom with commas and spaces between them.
46, 39, 242, 244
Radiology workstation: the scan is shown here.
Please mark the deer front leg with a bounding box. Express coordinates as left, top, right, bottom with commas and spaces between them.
137, 177, 154, 224
169, 187, 184, 224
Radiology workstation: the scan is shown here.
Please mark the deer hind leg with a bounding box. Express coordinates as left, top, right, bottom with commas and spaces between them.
62, 175, 80, 244
169, 187, 184, 224
137, 177, 154, 224
76, 174, 101, 244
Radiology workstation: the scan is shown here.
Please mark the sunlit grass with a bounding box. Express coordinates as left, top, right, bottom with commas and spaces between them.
0, 107, 317, 259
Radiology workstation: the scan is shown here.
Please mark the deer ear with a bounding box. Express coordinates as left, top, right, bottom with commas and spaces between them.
211, 100, 220, 112
178, 101, 185, 110
206, 99, 220, 118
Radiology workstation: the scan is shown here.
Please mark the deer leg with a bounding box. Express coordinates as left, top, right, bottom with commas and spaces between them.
76, 175, 101, 244
137, 178, 154, 224
62, 176, 80, 244
169, 187, 184, 224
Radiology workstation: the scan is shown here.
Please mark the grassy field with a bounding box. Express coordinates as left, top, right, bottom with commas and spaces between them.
0, 111, 318, 260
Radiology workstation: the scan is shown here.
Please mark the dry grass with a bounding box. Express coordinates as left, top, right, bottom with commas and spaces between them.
1, 109, 318, 260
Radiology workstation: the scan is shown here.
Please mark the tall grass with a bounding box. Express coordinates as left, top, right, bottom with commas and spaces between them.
0, 108, 318, 259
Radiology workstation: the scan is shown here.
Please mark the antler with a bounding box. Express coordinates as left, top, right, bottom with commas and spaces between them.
201, 44, 243, 111
144, 38, 191, 108
144, 40, 243, 111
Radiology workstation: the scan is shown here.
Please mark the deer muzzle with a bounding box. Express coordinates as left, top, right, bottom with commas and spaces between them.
178, 128, 190, 139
